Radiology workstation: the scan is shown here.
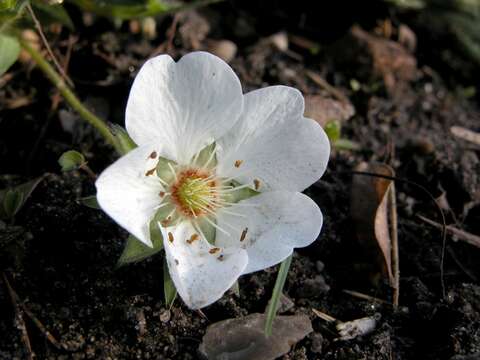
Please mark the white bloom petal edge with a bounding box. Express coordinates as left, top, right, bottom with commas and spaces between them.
126, 52, 244, 164
217, 85, 330, 192
161, 221, 248, 309
96, 144, 167, 247
215, 191, 323, 274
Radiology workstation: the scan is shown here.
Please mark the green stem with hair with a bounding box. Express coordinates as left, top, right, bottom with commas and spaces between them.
20, 39, 123, 155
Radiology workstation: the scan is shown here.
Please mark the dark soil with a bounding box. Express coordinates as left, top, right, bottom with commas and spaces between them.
1, 1, 480, 359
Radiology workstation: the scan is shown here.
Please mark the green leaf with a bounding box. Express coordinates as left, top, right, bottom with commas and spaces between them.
78, 195, 100, 209
0, 0, 16, 11
334, 139, 361, 151
58, 150, 86, 172
324, 120, 341, 143
0, 34, 20, 76
31, 1, 74, 30
0, 176, 44, 220
67, 0, 221, 20
3, 189, 24, 218
112, 124, 137, 155
163, 257, 177, 308
116, 218, 163, 267
264, 254, 292, 337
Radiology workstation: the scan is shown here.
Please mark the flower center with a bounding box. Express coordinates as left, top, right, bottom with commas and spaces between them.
170, 169, 219, 217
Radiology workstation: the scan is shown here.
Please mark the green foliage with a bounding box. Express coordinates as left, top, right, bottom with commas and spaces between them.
163, 257, 177, 308
31, 1, 74, 29
116, 218, 164, 267
0, 176, 44, 220
0, 34, 20, 76
264, 254, 292, 337
58, 150, 86, 172
324, 120, 341, 143
78, 195, 101, 209
67, 0, 221, 20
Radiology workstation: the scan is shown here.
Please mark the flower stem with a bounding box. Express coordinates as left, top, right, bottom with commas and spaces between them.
20, 38, 123, 155
264, 253, 293, 337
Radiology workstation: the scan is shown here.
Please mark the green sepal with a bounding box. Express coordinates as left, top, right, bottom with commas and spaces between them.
116, 218, 164, 268
223, 180, 260, 204
78, 195, 100, 209
112, 125, 137, 155
196, 216, 216, 245
0, 34, 20, 76
163, 257, 177, 308
193, 142, 217, 169
58, 150, 86, 172
156, 157, 177, 184
0, 176, 44, 220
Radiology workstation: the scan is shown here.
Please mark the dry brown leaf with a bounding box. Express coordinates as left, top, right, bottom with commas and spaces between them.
351, 162, 395, 284
304, 95, 355, 128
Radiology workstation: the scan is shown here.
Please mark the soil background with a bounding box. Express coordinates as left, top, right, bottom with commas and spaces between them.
1, 1, 480, 359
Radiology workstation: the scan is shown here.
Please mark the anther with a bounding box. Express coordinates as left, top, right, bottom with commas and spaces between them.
149, 151, 157, 159
175, 259, 179, 265
217, 254, 224, 261
159, 191, 165, 197
240, 228, 248, 242
161, 217, 172, 227
145, 168, 156, 176
168, 232, 174, 242
234, 160, 243, 168
254, 179, 261, 190
209, 247, 220, 254
186, 233, 199, 244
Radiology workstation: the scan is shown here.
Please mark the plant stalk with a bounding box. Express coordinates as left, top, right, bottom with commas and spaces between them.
20, 39, 122, 154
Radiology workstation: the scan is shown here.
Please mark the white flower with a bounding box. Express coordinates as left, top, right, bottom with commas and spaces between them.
96, 52, 330, 309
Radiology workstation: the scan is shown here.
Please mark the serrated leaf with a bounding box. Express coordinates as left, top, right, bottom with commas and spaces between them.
31, 2, 74, 29
0, 34, 20, 76
58, 150, 86, 171
163, 257, 177, 308
3, 189, 24, 218
116, 218, 163, 267
0, 176, 44, 220
78, 195, 100, 209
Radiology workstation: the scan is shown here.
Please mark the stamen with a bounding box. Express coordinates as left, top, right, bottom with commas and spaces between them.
209, 247, 220, 254
254, 179, 261, 190
203, 147, 217, 168
168, 232, 174, 242
220, 208, 247, 218
167, 162, 178, 181
149, 151, 157, 159
159, 191, 166, 197
203, 216, 230, 237
234, 160, 243, 168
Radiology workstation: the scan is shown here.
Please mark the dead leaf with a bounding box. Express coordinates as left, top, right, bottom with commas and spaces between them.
351, 162, 395, 284
304, 95, 355, 127
199, 313, 312, 360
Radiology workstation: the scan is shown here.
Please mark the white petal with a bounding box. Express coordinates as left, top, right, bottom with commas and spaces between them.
215, 191, 322, 274
217, 86, 330, 192
161, 221, 248, 309
95, 144, 168, 247
126, 52, 244, 164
